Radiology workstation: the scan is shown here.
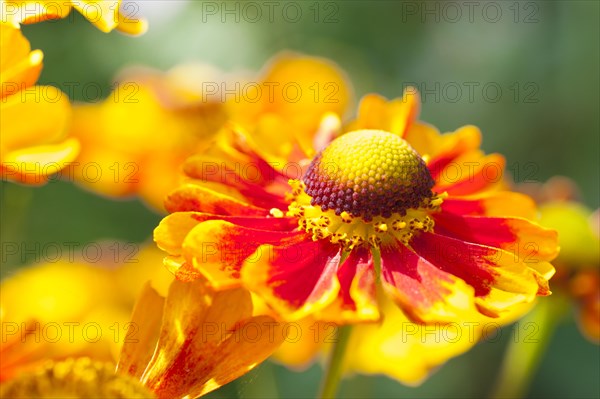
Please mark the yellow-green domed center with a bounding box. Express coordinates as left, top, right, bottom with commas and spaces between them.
303, 129, 434, 221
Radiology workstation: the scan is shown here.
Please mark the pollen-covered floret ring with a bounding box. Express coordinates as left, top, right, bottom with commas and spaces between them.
302, 130, 435, 221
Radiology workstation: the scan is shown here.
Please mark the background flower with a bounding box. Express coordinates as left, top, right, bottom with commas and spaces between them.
0, 24, 77, 184
0, 243, 171, 381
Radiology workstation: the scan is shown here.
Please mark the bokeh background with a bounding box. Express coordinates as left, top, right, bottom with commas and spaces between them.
2, 1, 598, 398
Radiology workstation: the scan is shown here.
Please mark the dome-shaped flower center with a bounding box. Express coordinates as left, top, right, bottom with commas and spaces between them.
0, 357, 155, 398
303, 129, 435, 221
277, 130, 445, 250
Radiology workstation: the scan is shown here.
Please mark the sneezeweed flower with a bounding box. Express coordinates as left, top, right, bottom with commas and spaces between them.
0, 23, 77, 184
154, 87, 559, 326
0, 243, 172, 381
1, 0, 147, 35
67, 66, 228, 211
1, 279, 285, 398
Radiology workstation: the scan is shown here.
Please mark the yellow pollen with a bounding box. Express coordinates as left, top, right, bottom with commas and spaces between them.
287, 179, 446, 250
269, 208, 285, 218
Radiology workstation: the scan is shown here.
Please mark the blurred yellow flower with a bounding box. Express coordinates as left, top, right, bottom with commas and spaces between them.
0, 0, 147, 34
226, 52, 353, 163
0, 243, 172, 381
68, 67, 228, 211
68, 53, 350, 212
0, 23, 78, 184
1, 279, 285, 398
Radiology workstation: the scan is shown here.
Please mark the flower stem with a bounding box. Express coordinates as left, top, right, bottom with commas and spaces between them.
490, 295, 569, 399
318, 325, 353, 399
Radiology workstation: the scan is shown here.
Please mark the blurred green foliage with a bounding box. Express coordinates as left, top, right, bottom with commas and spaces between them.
2, 1, 598, 398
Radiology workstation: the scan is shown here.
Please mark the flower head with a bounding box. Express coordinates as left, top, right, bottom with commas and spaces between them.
155, 87, 559, 325
67, 66, 228, 210
0, 24, 77, 184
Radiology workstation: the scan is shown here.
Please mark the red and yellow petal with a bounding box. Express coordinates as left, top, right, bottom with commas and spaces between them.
320, 248, 380, 323
182, 126, 291, 209
411, 232, 550, 318
154, 211, 298, 255
441, 191, 538, 219
181, 220, 305, 288
241, 239, 342, 320
433, 152, 506, 195
434, 213, 559, 263
380, 244, 485, 323
136, 279, 283, 399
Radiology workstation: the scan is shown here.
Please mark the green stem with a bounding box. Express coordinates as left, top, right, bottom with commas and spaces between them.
318, 325, 353, 399
490, 295, 569, 399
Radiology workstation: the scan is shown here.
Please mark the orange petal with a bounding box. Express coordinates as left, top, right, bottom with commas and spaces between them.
140, 279, 283, 399
402, 121, 442, 157
411, 232, 547, 318
345, 298, 486, 386
117, 283, 165, 379
270, 317, 333, 369
348, 88, 420, 137
422, 125, 482, 171
164, 184, 267, 216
